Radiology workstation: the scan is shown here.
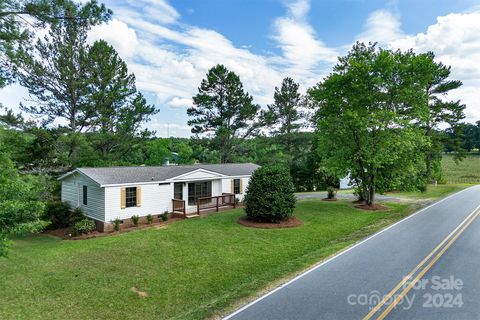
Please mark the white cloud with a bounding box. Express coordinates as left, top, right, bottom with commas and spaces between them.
167, 97, 192, 109
357, 10, 404, 45
273, 0, 338, 79
88, 19, 138, 58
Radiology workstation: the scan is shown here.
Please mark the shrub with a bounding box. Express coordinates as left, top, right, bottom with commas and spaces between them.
327, 186, 337, 199
244, 165, 296, 223
43, 201, 71, 229
72, 218, 96, 235
146, 214, 153, 224
418, 184, 428, 193
113, 218, 121, 231
131, 215, 139, 226
69, 208, 86, 225
161, 211, 168, 221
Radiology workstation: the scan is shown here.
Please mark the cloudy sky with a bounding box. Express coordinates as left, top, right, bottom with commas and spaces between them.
1, 0, 480, 137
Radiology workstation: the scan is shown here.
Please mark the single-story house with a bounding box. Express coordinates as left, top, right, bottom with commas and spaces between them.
58, 163, 259, 231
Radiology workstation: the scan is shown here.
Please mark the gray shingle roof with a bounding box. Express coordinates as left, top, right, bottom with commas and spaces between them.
62, 163, 260, 186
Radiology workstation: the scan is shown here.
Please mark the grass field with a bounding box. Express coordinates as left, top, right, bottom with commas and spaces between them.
0, 186, 471, 320
442, 153, 480, 184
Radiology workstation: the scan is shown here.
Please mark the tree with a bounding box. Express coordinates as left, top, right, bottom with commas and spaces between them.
86, 40, 157, 162
309, 43, 427, 206
244, 165, 296, 223
14, 4, 97, 164
264, 77, 303, 156
0, 143, 48, 256
0, 0, 111, 88
411, 52, 466, 180
187, 64, 260, 163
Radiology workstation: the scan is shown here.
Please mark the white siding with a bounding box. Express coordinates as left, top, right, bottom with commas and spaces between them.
221, 176, 250, 202
61, 173, 105, 221
104, 183, 173, 222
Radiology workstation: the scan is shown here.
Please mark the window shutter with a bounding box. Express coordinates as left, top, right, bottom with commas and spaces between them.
136, 186, 142, 207
121, 187, 126, 209
239, 179, 243, 194
230, 179, 234, 194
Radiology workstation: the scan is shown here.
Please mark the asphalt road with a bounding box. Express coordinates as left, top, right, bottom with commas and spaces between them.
225, 185, 480, 320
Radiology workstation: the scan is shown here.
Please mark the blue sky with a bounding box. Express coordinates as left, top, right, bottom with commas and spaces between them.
1, 0, 480, 137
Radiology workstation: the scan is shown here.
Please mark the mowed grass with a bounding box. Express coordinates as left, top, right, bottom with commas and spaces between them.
1, 199, 420, 320
388, 184, 471, 200
442, 153, 480, 184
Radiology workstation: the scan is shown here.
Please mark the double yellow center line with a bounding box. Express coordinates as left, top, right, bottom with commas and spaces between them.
363, 204, 480, 320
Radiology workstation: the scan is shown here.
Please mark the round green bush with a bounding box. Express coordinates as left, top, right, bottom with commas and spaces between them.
72, 218, 96, 235
244, 165, 296, 223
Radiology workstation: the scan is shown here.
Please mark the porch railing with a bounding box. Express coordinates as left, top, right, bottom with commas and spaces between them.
172, 198, 186, 218
196, 193, 236, 215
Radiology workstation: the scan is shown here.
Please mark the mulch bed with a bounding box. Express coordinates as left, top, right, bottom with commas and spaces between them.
354, 203, 390, 211
43, 218, 182, 240
237, 216, 303, 229
322, 198, 338, 201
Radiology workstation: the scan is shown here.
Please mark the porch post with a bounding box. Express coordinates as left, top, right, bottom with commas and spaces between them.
216, 196, 219, 212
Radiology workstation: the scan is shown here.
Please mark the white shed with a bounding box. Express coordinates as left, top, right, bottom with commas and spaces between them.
58, 163, 259, 231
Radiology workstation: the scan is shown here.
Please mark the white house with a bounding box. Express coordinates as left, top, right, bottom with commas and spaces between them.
58, 163, 259, 231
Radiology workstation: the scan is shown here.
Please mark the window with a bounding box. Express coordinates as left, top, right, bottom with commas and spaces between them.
174, 182, 183, 200
188, 181, 212, 205
233, 179, 241, 194
83, 186, 88, 205
125, 187, 137, 208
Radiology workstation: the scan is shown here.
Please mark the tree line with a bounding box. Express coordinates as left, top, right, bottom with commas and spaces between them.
0, 1, 473, 253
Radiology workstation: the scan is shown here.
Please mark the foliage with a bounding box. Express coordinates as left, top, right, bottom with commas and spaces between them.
131, 215, 139, 226
409, 51, 466, 180
326, 187, 337, 199
0, 0, 111, 88
263, 77, 304, 159
146, 214, 153, 224
0, 144, 47, 256
244, 165, 296, 222
69, 207, 85, 225
309, 43, 429, 205
161, 211, 168, 221
188, 64, 260, 163
72, 218, 96, 235
112, 218, 120, 232
43, 201, 71, 229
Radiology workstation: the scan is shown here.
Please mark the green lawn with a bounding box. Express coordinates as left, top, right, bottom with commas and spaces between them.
1, 199, 425, 320
387, 184, 471, 200
442, 153, 480, 184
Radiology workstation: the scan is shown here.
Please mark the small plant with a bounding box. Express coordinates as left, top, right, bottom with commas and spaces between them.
418, 184, 428, 193
146, 214, 153, 224
327, 186, 337, 199
235, 197, 240, 205
131, 215, 139, 226
69, 207, 85, 225
113, 218, 121, 232
72, 218, 96, 235
161, 211, 168, 221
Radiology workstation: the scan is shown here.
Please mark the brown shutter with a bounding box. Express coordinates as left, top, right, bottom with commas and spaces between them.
230, 179, 234, 194
239, 179, 243, 194
121, 187, 126, 209
136, 186, 142, 207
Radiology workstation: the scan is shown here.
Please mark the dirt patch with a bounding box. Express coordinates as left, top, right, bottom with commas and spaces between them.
322, 198, 338, 201
238, 216, 303, 229
131, 287, 148, 298
354, 203, 390, 211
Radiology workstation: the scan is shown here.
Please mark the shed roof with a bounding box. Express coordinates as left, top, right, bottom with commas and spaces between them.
59, 163, 260, 186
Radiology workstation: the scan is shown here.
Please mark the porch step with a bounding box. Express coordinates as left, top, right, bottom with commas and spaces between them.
185, 214, 200, 219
